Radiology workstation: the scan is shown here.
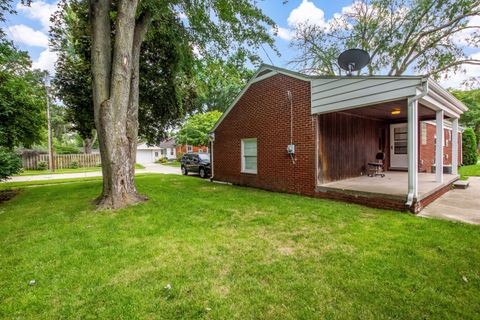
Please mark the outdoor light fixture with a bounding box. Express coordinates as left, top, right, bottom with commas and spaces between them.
391, 109, 401, 115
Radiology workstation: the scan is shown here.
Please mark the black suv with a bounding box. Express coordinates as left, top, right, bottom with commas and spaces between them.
180, 153, 211, 178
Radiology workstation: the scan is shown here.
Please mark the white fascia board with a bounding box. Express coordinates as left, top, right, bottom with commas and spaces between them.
420, 93, 461, 119
428, 79, 468, 112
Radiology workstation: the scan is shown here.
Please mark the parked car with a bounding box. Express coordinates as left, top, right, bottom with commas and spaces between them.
180, 153, 211, 178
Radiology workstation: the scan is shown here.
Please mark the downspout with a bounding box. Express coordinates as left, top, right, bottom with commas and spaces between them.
209, 132, 215, 182
406, 79, 429, 207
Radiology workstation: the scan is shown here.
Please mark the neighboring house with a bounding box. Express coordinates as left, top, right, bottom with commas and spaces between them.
210, 64, 468, 213
136, 138, 209, 164
159, 138, 177, 160
136, 142, 163, 164
175, 144, 209, 155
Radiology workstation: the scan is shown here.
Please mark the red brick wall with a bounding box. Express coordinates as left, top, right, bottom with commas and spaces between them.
176, 145, 209, 154
213, 74, 316, 195
419, 122, 462, 173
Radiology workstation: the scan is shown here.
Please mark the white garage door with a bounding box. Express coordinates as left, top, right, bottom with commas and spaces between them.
136, 150, 153, 164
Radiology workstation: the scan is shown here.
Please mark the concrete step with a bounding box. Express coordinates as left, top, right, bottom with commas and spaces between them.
453, 180, 469, 189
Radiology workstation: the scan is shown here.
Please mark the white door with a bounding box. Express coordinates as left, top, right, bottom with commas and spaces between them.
390, 123, 408, 168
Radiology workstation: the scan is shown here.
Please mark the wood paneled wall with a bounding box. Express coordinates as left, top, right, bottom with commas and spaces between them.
318, 112, 389, 183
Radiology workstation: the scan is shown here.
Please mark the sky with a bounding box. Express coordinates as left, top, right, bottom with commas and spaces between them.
2, 0, 479, 89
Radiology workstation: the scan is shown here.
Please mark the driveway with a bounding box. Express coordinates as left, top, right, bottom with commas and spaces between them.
5, 163, 181, 183
419, 177, 480, 224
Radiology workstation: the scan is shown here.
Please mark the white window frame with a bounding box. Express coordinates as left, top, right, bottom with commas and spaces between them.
187, 145, 193, 152
241, 138, 257, 174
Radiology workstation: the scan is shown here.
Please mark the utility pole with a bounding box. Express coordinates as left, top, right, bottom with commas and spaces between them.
45, 77, 54, 172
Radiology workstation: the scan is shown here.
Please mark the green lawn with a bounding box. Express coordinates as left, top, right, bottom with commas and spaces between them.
17, 163, 145, 176
1, 175, 479, 319
459, 162, 480, 179
160, 160, 181, 167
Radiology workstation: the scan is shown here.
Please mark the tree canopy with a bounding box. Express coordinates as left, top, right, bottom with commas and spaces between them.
289, 0, 480, 82
176, 111, 222, 147
451, 89, 480, 146
0, 37, 46, 150
195, 57, 254, 112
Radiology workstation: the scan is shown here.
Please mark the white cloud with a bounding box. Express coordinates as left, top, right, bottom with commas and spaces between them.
453, 15, 480, 47
16, 0, 58, 32
32, 49, 57, 74
7, 24, 49, 48
287, 0, 327, 28
272, 0, 327, 41
271, 26, 295, 41
439, 51, 480, 89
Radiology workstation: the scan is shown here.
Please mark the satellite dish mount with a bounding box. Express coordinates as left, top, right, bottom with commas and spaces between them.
337, 49, 371, 76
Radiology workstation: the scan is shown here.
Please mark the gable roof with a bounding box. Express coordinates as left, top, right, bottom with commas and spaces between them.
210, 64, 468, 133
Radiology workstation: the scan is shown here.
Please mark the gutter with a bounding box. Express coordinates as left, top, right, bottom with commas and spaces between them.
406, 79, 429, 207
208, 132, 215, 182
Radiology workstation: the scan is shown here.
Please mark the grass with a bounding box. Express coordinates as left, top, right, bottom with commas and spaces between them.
17, 163, 145, 176
1, 175, 479, 319
459, 162, 480, 179
160, 160, 181, 167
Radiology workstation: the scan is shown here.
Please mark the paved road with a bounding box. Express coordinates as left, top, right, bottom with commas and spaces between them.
4, 163, 181, 183
419, 177, 480, 225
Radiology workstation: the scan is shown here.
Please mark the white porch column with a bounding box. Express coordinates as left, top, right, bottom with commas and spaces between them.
435, 110, 444, 183
452, 118, 459, 175
407, 99, 419, 203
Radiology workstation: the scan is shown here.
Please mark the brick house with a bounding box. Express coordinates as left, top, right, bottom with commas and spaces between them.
210, 65, 467, 213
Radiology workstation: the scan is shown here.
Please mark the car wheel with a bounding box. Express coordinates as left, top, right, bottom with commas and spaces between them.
181, 166, 188, 175
199, 167, 206, 178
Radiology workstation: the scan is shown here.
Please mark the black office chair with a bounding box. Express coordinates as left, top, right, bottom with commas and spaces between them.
367, 152, 385, 178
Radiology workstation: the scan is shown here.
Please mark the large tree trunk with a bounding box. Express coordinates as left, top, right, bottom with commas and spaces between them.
90, 0, 148, 210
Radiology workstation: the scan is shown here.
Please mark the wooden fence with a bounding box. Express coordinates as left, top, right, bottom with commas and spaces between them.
22, 153, 101, 170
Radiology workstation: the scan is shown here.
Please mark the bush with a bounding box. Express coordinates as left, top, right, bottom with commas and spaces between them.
0, 148, 22, 181
70, 160, 79, 169
55, 144, 80, 154
462, 128, 478, 165
156, 157, 168, 164
37, 161, 48, 170
176, 152, 184, 161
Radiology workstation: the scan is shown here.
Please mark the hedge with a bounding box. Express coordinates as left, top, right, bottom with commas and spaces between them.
462, 128, 478, 166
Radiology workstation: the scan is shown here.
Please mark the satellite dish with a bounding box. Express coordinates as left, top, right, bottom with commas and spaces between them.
337, 49, 370, 76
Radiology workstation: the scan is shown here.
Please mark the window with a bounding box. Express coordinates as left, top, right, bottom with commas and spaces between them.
206, 147, 209, 153
198, 154, 209, 161
198, 148, 203, 153
187, 145, 193, 152
170, 148, 174, 156
241, 138, 257, 174
160, 149, 167, 156
155, 151, 159, 157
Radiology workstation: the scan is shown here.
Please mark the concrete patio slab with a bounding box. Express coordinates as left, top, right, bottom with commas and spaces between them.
419, 177, 480, 224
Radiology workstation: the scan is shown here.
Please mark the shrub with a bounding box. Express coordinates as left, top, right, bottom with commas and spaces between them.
176, 151, 184, 161
70, 160, 79, 169
37, 161, 48, 170
462, 128, 478, 165
55, 145, 80, 154
0, 148, 22, 181
155, 157, 168, 164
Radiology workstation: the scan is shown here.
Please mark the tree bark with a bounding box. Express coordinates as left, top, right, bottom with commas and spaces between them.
90, 0, 147, 210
